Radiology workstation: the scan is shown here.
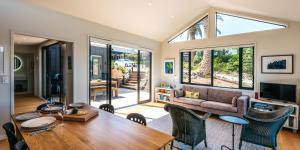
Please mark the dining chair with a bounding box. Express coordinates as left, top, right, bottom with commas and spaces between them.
99, 104, 114, 114
14, 141, 27, 150
127, 113, 147, 126
164, 103, 211, 150
2, 122, 18, 150
239, 106, 294, 150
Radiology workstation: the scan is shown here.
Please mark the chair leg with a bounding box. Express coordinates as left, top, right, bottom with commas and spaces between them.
239, 140, 242, 150
204, 139, 208, 148
191, 145, 194, 150
170, 141, 173, 150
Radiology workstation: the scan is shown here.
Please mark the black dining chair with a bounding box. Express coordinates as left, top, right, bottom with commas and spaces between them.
127, 113, 147, 126
14, 141, 27, 150
99, 104, 114, 114
2, 122, 18, 150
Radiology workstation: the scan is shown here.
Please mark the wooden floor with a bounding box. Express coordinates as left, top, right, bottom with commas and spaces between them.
1, 95, 300, 150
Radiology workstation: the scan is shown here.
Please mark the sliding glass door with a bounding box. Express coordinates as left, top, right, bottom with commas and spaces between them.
89, 37, 152, 109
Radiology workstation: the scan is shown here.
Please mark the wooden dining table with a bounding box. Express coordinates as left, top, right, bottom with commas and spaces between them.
12, 105, 174, 150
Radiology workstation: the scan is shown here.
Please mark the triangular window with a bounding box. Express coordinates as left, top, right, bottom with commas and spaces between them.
169, 15, 208, 43
216, 13, 286, 37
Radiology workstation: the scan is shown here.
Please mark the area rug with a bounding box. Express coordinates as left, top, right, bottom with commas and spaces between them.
148, 115, 264, 150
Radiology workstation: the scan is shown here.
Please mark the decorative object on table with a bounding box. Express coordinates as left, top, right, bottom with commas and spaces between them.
155, 87, 173, 102
261, 54, 293, 74
65, 108, 88, 116
126, 113, 147, 126
219, 115, 249, 150
164, 59, 175, 75
239, 106, 294, 150
41, 106, 63, 113
68, 102, 85, 108
21, 117, 57, 131
15, 112, 42, 121
164, 103, 211, 149
160, 82, 167, 87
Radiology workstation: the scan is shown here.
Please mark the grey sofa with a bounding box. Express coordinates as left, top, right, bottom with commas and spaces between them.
170, 86, 249, 117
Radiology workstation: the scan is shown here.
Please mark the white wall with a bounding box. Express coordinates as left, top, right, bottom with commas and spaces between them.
160, 8, 300, 102
0, 0, 160, 138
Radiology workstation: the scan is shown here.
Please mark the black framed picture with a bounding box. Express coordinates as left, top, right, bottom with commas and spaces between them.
261, 54, 294, 74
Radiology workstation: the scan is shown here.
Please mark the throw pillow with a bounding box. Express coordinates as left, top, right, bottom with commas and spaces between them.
232, 96, 238, 107
175, 89, 184, 98
185, 91, 200, 99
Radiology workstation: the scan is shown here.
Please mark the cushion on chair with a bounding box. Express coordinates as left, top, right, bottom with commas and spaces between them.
173, 97, 205, 106
207, 88, 241, 104
201, 101, 238, 113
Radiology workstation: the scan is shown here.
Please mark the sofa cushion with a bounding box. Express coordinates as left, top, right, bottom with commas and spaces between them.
175, 89, 184, 98
185, 91, 200, 99
173, 97, 206, 106
183, 86, 208, 100
201, 101, 238, 113
207, 89, 242, 104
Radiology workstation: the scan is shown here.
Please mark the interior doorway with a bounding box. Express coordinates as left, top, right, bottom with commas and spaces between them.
13, 33, 74, 113
89, 37, 152, 109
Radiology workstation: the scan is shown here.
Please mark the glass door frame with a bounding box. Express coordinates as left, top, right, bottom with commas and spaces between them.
88, 37, 152, 106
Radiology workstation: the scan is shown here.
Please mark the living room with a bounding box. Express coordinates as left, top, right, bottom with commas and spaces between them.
0, 0, 300, 150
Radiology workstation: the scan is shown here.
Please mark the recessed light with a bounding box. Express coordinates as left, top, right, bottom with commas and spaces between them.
147, 1, 153, 6
170, 16, 175, 19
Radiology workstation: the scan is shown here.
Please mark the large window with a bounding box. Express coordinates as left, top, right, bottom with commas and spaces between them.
216, 13, 286, 37
169, 16, 208, 43
180, 46, 254, 89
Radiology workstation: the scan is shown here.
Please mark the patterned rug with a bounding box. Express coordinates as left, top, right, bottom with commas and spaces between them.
148, 114, 264, 150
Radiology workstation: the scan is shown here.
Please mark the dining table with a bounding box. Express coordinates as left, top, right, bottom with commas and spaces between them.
12, 105, 174, 150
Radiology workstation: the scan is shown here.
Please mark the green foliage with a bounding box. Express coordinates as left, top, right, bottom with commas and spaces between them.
213, 49, 239, 74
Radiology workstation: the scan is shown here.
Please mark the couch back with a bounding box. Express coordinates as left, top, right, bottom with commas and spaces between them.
182, 86, 242, 104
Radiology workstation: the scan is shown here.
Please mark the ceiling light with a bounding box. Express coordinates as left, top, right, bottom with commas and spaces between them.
170, 16, 175, 19
147, 1, 153, 6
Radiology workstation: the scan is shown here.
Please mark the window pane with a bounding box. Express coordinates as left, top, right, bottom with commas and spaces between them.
169, 16, 208, 43
213, 48, 239, 88
181, 52, 190, 83
191, 49, 211, 85
242, 47, 254, 88
216, 13, 286, 37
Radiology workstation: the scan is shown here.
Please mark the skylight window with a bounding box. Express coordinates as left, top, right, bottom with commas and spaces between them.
216, 13, 286, 37
169, 16, 208, 43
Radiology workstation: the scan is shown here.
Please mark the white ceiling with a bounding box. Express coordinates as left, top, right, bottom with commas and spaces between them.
14, 34, 48, 45
24, 0, 300, 42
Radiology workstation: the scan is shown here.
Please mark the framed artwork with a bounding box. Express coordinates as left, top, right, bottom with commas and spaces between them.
164, 59, 175, 75
261, 54, 294, 74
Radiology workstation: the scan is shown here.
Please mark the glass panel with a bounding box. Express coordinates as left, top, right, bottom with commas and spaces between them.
111, 45, 138, 109
139, 51, 151, 102
216, 13, 286, 37
213, 48, 239, 88
89, 39, 108, 108
181, 52, 190, 83
169, 16, 208, 43
191, 49, 211, 85
242, 47, 254, 88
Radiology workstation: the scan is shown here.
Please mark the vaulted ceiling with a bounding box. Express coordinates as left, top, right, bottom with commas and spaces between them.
24, 0, 300, 42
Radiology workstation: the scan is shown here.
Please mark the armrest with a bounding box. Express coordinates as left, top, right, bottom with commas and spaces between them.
237, 95, 249, 115
170, 89, 176, 101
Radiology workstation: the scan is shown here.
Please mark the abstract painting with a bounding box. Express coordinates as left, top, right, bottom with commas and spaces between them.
261, 55, 293, 74
164, 59, 175, 75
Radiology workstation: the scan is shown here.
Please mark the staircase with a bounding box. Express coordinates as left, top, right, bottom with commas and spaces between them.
121, 71, 145, 90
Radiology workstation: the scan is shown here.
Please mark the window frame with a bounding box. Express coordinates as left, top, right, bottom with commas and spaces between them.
180, 46, 254, 90
215, 12, 287, 37
168, 15, 209, 43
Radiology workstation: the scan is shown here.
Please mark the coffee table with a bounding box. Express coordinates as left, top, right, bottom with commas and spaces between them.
219, 115, 249, 150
